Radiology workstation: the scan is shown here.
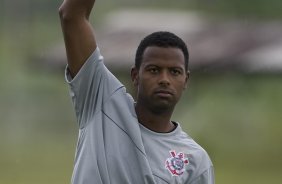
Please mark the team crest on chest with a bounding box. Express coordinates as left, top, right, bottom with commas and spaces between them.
165, 150, 189, 176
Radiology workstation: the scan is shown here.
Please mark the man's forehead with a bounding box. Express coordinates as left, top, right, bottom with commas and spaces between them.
141, 46, 185, 67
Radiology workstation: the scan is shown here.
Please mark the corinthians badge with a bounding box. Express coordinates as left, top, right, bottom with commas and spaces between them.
165, 150, 189, 176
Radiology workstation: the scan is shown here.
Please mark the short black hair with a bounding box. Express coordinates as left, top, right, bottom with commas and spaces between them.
135, 31, 189, 71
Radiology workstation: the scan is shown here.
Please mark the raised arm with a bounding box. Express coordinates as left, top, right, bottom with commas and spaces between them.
59, 0, 97, 77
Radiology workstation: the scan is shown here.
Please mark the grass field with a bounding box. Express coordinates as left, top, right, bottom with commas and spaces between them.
1, 65, 282, 183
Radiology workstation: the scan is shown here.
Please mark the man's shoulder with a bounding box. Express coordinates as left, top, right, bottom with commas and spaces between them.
175, 128, 213, 166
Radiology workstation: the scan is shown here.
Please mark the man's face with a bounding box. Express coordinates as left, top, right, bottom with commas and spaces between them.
131, 46, 189, 113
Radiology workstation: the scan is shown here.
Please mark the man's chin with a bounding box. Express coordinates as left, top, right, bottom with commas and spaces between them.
151, 102, 175, 114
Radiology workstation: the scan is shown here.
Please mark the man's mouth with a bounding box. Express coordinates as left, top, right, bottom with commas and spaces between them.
154, 89, 173, 98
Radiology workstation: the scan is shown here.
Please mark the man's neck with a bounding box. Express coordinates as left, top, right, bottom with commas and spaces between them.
135, 104, 175, 133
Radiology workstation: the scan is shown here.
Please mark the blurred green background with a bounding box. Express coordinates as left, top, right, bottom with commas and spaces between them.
1, 0, 282, 183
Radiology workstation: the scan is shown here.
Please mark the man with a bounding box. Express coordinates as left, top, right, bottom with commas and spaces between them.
59, 0, 214, 183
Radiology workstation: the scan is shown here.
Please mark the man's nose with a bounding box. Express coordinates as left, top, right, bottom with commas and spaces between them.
158, 71, 170, 86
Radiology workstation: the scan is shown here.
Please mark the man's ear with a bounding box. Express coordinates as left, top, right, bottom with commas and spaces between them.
183, 70, 190, 89
131, 67, 139, 86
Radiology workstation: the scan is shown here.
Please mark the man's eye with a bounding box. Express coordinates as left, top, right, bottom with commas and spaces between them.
170, 69, 181, 75
149, 68, 159, 73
